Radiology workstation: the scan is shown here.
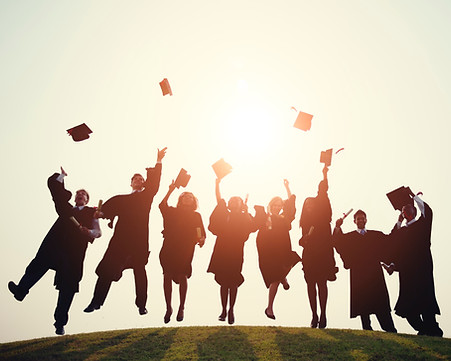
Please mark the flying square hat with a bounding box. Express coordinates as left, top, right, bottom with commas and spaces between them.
66, 123, 92, 142
174, 168, 191, 188
293, 110, 313, 131
212, 158, 232, 179
159, 78, 173, 96
386, 186, 414, 211
320, 149, 333, 167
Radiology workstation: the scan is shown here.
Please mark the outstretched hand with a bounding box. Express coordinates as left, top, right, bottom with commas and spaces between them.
398, 211, 404, 223
335, 218, 343, 228
157, 147, 168, 162
169, 179, 176, 192
60, 166, 68, 177
322, 165, 329, 178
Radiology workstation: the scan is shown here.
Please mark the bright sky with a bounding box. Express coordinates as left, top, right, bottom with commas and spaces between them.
1, 1, 450, 343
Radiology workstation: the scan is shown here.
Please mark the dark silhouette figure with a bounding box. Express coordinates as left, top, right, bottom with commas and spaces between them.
207, 178, 257, 324
256, 179, 301, 320
84, 148, 166, 315
333, 209, 397, 332
299, 166, 338, 329
389, 191, 442, 337
8, 168, 101, 335
159, 180, 206, 324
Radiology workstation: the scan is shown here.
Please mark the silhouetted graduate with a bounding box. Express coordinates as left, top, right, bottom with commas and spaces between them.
207, 176, 258, 324
84, 148, 167, 316
388, 189, 442, 337
8, 168, 101, 335
333, 210, 397, 333
299, 165, 338, 329
159, 175, 206, 324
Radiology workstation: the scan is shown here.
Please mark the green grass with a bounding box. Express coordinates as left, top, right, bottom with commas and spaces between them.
1, 326, 450, 361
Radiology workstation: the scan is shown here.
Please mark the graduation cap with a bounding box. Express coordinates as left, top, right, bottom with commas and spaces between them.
320, 149, 333, 167
67, 123, 92, 142
212, 158, 232, 179
293, 111, 313, 131
386, 186, 414, 211
159, 78, 172, 96
174, 168, 191, 188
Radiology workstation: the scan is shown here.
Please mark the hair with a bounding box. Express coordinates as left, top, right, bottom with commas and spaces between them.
403, 204, 417, 218
76, 189, 89, 203
267, 196, 283, 215
353, 209, 366, 220
131, 173, 144, 182
228, 196, 243, 209
177, 192, 199, 211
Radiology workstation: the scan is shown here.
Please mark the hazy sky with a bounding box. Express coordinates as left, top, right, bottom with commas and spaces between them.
1, 1, 450, 343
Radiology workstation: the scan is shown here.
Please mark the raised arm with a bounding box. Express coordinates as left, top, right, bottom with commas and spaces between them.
215, 178, 222, 204
283, 179, 292, 198
160, 180, 176, 208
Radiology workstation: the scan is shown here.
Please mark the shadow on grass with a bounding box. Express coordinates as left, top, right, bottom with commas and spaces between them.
197, 327, 258, 361
274, 328, 451, 361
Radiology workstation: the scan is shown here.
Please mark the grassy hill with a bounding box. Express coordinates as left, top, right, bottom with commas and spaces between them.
1, 326, 450, 361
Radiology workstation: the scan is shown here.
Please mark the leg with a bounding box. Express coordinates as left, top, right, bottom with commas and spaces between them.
9, 258, 50, 301
163, 274, 173, 323
228, 286, 238, 325
218, 286, 228, 321
133, 266, 148, 314
177, 276, 188, 322
84, 276, 112, 312
318, 280, 328, 328
406, 313, 424, 333
360, 314, 373, 331
376, 312, 397, 333
422, 312, 443, 337
54, 288, 75, 335
265, 282, 279, 319
307, 281, 318, 327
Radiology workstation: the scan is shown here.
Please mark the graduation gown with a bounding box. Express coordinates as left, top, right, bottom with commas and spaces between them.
159, 202, 206, 283
389, 201, 440, 318
334, 229, 392, 317
207, 199, 256, 288
96, 164, 161, 281
256, 195, 301, 288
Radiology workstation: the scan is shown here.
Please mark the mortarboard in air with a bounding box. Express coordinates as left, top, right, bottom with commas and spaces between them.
293, 111, 313, 131
159, 78, 173, 96
212, 158, 232, 179
67, 123, 92, 142
174, 168, 191, 188
320, 149, 333, 167
386, 186, 414, 211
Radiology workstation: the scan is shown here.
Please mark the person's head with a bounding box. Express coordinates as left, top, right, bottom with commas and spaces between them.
131, 173, 145, 191
353, 209, 367, 230
268, 196, 283, 216
75, 189, 89, 207
318, 179, 328, 194
228, 196, 244, 213
177, 192, 198, 211
402, 204, 417, 222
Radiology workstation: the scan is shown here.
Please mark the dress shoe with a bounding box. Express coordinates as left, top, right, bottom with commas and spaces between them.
228, 310, 235, 325
84, 303, 100, 313
218, 311, 226, 322
265, 308, 275, 320
176, 309, 184, 322
319, 315, 327, 329
55, 325, 65, 336
8, 281, 26, 301
139, 307, 148, 315
164, 308, 172, 324
310, 315, 319, 328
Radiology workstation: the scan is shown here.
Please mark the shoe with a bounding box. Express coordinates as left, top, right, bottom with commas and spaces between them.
176, 309, 184, 322
55, 325, 65, 336
228, 310, 235, 325
282, 278, 290, 290
84, 303, 100, 313
164, 308, 172, 324
218, 312, 226, 322
139, 307, 148, 315
319, 315, 327, 329
265, 308, 275, 320
310, 315, 318, 328
8, 281, 26, 301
